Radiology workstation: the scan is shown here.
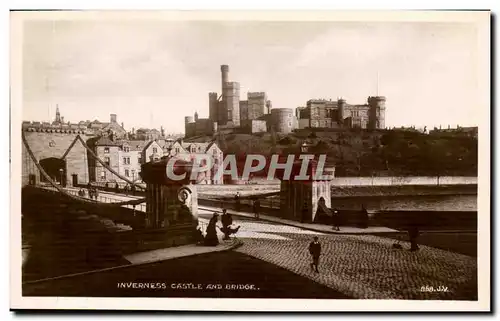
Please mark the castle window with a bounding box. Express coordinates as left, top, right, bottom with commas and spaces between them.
105, 157, 110, 166
104, 147, 110, 153
123, 147, 130, 152
125, 169, 130, 177
101, 171, 106, 179
138, 156, 142, 164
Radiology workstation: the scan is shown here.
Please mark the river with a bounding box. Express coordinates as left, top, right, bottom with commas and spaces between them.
330, 194, 477, 211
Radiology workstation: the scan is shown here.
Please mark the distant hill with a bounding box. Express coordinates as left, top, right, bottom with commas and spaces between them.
185, 129, 478, 177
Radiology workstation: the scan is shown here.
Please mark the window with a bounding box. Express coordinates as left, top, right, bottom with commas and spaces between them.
152, 147, 157, 153
123, 147, 130, 152
138, 156, 142, 164
176, 148, 180, 153
105, 157, 110, 166
131, 170, 135, 178
101, 171, 106, 179
123, 157, 130, 165
104, 147, 110, 153
125, 169, 129, 177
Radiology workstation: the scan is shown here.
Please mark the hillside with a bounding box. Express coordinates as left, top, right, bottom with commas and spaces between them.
185, 129, 478, 177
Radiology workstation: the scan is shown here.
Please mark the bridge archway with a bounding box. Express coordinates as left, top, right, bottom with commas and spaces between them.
39, 157, 66, 187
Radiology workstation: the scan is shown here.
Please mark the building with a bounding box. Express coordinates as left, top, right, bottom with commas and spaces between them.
296, 96, 386, 130
186, 65, 284, 137
184, 112, 217, 138
89, 134, 166, 184
270, 108, 297, 134
168, 140, 224, 184
23, 108, 127, 138
185, 64, 387, 137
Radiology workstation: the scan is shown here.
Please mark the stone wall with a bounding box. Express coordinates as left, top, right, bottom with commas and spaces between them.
22, 131, 93, 186
240, 119, 267, 134
64, 139, 90, 186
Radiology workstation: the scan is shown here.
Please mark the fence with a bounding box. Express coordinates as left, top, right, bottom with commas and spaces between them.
330, 176, 477, 186
43, 185, 147, 213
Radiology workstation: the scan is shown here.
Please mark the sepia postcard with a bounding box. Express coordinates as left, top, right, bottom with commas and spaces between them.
10, 10, 490, 312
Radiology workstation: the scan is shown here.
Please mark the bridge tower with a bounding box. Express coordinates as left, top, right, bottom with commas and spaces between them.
278, 159, 335, 223
140, 158, 199, 232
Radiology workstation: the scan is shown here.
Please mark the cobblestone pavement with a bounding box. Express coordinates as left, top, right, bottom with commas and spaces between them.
199, 211, 478, 300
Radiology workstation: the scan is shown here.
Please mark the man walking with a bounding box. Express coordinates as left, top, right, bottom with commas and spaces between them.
308, 236, 321, 273
331, 208, 340, 231
253, 199, 260, 219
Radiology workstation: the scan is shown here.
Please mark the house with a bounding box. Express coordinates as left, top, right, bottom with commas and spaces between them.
167, 140, 224, 184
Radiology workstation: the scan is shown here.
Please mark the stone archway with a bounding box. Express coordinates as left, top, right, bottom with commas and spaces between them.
39, 157, 66, 187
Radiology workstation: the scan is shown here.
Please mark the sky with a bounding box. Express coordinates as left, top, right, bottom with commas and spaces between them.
22, 18, 482, 133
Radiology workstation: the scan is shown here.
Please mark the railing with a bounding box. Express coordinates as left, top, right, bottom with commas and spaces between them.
40, 185, 147, 213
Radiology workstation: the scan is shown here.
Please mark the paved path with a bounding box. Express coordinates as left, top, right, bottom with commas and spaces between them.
199, 205, 397, 235
125, 239, 240, 265
198, 209, 477, 300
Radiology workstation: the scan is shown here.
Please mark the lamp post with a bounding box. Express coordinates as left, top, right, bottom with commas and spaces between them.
59, 168, 64, 186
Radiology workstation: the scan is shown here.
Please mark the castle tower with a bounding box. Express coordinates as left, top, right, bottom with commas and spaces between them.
194, 111, 199, 122
219, 65, 240, 127
184, 116, 194, 124
209, 92, 219, 123
367, 96, 386, 129
266, 100, 272, 114
337, 98, 346, 126
224, 82, 241, 127
55, 105, 61, 123
221, 65, 229, 94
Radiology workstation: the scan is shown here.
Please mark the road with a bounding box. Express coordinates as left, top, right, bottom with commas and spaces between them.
198, 210, 477, 300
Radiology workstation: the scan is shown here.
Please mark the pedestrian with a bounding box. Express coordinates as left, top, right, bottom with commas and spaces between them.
234, 192, 241, 212
308, 236, 321, 273
204, 213, 219, 246
408, 225, 420, 252
359, 204, 369, 229
115, 182, 119, 194
331, 208, 340, 231
221, 209, 233, 240
253, 199, 260, 219
194, 227, 204, 245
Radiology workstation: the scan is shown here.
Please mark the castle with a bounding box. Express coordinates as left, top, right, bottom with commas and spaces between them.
184, 64, 386, 137
185, 65, 298, 137
296, 96, 386, 130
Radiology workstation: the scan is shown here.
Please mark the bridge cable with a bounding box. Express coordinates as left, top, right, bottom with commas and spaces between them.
76, 135, 146, 190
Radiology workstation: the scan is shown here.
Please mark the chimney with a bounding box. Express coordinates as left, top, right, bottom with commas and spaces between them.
121, 122, 124, 128
110, 114, 117, 123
